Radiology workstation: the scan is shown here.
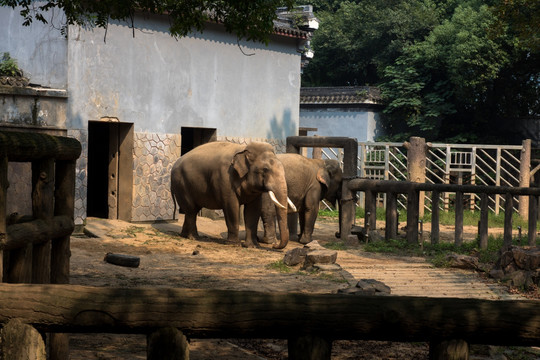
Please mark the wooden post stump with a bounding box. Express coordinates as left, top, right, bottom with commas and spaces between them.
288, 335, 332, 360
404, 137, 428, 218
429, 339, 469, 360
0, 318, 46, 360
147, 327, 189, 360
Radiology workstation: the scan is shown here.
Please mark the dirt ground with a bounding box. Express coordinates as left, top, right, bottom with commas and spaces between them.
67, 215, 539, 359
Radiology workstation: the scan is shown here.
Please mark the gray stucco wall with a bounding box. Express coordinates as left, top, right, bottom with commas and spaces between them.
67, 14, 300, 140
1, 8, 303, 224
300, 107, 379, 142
0, 8, 67, 89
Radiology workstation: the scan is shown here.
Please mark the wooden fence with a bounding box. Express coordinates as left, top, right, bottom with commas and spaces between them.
0, 130, 81, 359
347, 178, 540, 248
2, 133, 539, 359
320, 137, 534, 217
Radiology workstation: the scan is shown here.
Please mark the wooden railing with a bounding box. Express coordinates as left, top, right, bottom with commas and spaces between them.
347, 178, 540, 248
0, 130, 81, 359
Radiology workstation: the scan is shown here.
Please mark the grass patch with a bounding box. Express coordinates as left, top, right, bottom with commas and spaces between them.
319, 207, 538, 230
323, 241, 347, 250
318, 272, 349, 284
124, 226, 146, 237
364, 233, 536, 268
266, 260, 291, 273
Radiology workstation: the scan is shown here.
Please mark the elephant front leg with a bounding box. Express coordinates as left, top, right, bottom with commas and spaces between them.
180, 211, 199, 240
244, 198, 262, 248
299, 207, 318, 244
223, 203, 241, 245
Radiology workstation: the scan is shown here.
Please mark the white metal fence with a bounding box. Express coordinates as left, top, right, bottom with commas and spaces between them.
319, 142, 526, 215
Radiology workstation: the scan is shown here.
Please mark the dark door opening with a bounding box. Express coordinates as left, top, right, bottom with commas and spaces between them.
181, 127, 217, 155
87, 120, 134, 220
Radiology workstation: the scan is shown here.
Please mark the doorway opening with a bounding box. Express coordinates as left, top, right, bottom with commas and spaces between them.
181, 127, 217, 155
87, 120, 134, 221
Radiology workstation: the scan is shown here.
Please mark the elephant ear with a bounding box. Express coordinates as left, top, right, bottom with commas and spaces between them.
316, 167, 331, 188
232, 149, 250, 178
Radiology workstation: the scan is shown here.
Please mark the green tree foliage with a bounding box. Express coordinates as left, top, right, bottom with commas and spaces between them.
0, 0, 295, 44
302, 0, 441, 86
303, 0, 540, 143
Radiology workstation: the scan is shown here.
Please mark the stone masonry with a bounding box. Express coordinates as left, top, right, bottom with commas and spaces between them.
132, 132, 181, 222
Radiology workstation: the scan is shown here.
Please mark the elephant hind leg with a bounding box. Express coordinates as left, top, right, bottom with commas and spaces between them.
180, 211, 199, 240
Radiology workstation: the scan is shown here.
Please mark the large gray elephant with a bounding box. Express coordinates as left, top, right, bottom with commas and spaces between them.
261, 153, 343, 245
171, 141, 292, 249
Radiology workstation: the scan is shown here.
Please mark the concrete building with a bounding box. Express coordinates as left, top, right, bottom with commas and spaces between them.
0, 6, 316, 224
299, 86, 383, 141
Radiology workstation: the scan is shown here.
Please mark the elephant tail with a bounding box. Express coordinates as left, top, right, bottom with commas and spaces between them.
171, 188, 177, 221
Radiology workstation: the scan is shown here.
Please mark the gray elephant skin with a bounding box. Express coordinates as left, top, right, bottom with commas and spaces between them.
171, 141, 290, 249
261, 153, 343, 245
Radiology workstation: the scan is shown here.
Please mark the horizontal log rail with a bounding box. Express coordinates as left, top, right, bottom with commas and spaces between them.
2, 215, 74, 250
346, 179, 540, 247
0, 284, 539, 346
0, 130, 81, 162
348, 179, 540, 196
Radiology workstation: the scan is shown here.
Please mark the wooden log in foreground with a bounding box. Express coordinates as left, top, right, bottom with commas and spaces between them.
0, 284, 539, 346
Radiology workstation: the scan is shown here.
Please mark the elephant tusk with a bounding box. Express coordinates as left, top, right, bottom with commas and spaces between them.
268, 191, 287, 209
287, 197, 297, 212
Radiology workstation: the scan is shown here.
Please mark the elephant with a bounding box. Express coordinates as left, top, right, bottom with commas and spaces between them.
171, 141, 293, 249
260, 153, 343, 245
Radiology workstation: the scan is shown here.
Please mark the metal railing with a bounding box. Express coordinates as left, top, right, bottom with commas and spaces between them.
318, 141, 527, 215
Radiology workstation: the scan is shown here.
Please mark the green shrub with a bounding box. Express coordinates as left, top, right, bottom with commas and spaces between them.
0, 52, 23, 77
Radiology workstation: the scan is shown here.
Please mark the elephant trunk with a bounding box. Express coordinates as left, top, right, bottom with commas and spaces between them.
270, 181, 289, 250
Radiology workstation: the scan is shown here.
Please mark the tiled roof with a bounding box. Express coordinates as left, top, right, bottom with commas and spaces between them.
300, 86, 382, 105
273, 24, 310, 39
274, 6, 317, 40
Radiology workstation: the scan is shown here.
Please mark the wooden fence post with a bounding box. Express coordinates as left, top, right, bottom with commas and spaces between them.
365, 190, 377, 238
147, 327, 189, 360
529, 194, 538, 246
31, 159, 55, 284
406, 190, 420, 245
289, 335, 332, 360
0, 319, 46, 360
455, 191, 464, 247
479, 193, 489, 250
385, 192, 398, 240
519, 139, 531, 219
429, 339, 469, 360
341, 139, 358, 239
431, 190, 440, 245
404, 137, 427, 218
49, 160, 76, 360
504, 193, 514, 249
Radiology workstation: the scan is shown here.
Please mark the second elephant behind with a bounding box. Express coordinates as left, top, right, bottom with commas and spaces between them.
261, 153, 343, 245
